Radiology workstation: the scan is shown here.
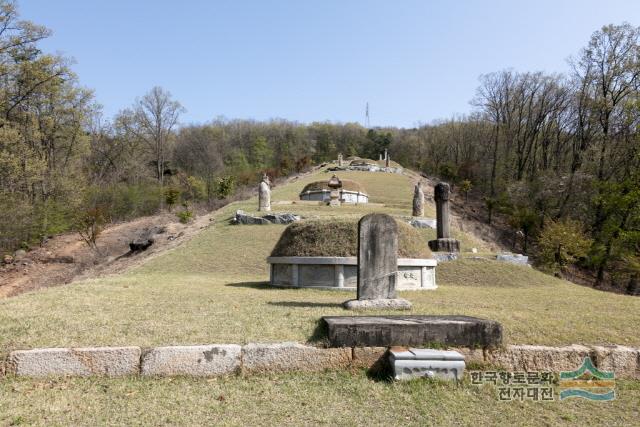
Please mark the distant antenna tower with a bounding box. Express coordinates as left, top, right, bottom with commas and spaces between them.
365, 102, 370, 128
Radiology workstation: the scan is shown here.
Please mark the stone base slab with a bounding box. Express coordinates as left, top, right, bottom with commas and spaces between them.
591, 345, 640, 379
486, 344, 640, 379
242, 342, 351, 373
141, 345, 241, 376
323, 315, 503, 348
486, 344, 591, 372
8, 347, 141, 377
428, 238, 460, 252
343, 298, 412, 311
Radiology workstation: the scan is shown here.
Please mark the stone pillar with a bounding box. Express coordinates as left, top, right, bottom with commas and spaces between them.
335, 264, 344, 288
385, 154, 390, 168
337, 153, 343, 167
428, 182, 460, 252
412, 182, 424, 217
379, 153, 383, 161
344, 213, 411, 310
258, 174, 271, 212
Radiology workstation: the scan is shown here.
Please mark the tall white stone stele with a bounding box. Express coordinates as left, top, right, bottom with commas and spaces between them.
258, 174, 271, 212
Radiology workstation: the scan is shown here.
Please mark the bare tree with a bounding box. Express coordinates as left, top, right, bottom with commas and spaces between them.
116, 86, 185, 186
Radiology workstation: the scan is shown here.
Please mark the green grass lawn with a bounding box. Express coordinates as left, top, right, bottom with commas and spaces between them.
1, 371, 638, 426
0, 168, 639, 352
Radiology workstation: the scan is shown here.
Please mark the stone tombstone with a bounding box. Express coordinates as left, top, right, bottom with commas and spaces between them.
357, 213, 398, 300
337, 153, 343, 167
327, 174, 342, 207
412, 182, 424, 217
343, 214, 411, 310
258, 174, 271, 212
428, 182, 460, 252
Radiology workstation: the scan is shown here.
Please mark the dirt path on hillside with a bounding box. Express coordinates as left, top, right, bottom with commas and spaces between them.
0, 212, 218, 299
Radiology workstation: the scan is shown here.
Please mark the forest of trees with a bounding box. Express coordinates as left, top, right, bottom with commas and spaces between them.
0, 1, 638, 291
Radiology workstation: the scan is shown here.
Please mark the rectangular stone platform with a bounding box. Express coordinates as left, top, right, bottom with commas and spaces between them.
323, 315, 502, 348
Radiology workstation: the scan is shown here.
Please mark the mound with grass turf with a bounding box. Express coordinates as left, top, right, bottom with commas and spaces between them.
300, 179, 367, 194
270, 218, 432, 258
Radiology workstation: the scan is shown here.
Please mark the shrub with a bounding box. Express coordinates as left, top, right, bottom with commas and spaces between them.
75, 206, 107, 253
215, 176, 236, 199
537, 219, 592, 271
165, 187, 181, 211
176, 202, 193, 224
186, 176, 206, 200
460, 179, 472, 201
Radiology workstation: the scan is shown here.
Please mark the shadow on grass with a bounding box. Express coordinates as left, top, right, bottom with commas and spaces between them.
225, 281, 272, 289
308, 318, 329, 345
267, 301, 343, 308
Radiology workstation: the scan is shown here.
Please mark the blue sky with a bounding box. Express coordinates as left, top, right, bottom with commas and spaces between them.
22, 0, 640, 128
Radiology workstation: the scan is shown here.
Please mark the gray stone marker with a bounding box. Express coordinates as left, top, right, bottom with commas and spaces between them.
258, 174, 271, 212
409, 218, 436, 229
428, 182, 460, 252
496, 253, 530, 266
343, 214, 411, 310
323, 315, 503, 348
232, 210, 300, 225
337, 153, 343, 167
412, 182, 424, 217
389, 348, 466, 381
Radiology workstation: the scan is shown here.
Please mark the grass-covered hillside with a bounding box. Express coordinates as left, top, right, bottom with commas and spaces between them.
0, 167, 639, 351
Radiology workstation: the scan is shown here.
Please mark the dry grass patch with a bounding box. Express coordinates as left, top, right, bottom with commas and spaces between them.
0, 372, 638, 426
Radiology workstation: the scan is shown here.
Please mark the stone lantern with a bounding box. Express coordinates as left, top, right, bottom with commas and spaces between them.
327, 175, 343, 207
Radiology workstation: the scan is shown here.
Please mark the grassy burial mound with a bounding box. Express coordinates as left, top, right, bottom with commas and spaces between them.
346, 157, 403, 168
271, 219, 432, 258
299, 179, 367, 195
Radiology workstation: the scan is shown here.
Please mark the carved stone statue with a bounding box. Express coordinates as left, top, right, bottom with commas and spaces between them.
258, 174, 271, 212
412, 182, 424, 217
337, 153, 344, 167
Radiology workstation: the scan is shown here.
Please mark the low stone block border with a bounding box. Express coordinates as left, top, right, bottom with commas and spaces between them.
1, 343, 638, 379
